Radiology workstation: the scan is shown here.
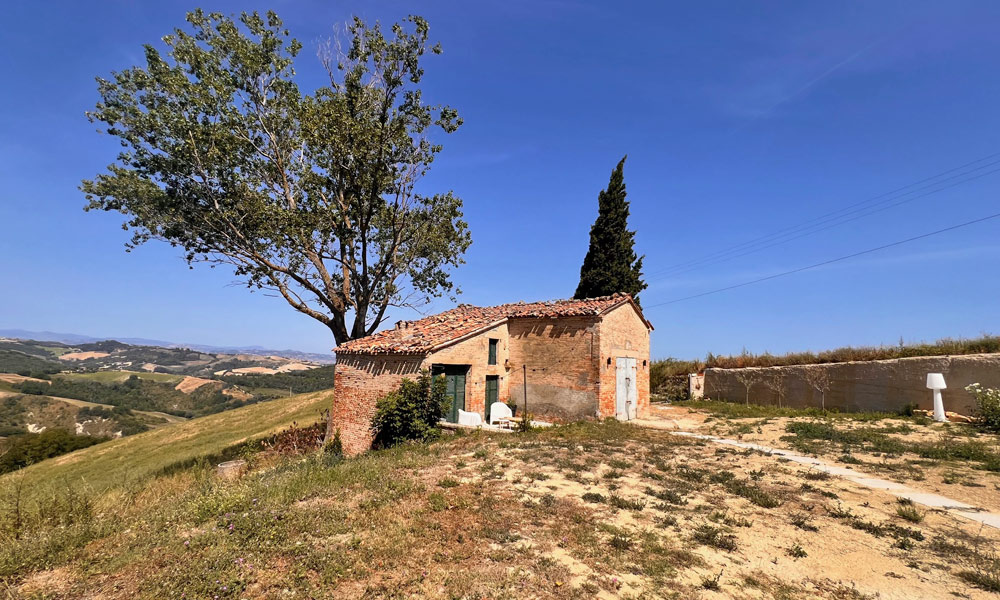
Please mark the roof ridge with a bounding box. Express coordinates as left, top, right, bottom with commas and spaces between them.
335, 294, 642, 354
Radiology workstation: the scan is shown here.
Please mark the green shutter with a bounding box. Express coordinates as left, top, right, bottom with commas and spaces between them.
488, 339, 498, 365
485, 376, 498, 422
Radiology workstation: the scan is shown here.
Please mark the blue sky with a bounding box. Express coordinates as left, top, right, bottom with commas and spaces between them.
1, 1, 998, 359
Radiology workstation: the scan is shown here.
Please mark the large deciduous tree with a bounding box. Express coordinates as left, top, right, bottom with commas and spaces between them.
82, 10, 471, 344
573, 156, 647, 303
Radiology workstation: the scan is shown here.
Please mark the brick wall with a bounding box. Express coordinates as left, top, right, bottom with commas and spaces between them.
330, 353, 423, 456
330, 303, 652, 454
597, 303, 651, 419
424, 322, 510, 417
508, 316, 600, 421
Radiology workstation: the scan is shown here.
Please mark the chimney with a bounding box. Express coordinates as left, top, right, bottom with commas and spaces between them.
395, 320, 409, 330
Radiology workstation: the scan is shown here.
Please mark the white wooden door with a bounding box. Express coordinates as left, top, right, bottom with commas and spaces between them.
615, 358, 638, 420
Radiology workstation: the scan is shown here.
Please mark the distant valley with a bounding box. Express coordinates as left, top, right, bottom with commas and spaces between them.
0, 328, 335, 364
0, 337, 335, 474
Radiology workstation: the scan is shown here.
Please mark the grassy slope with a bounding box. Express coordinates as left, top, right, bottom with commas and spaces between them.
5, 390, 331, 495
4, 418, 999, 599
57, 370, 186, 384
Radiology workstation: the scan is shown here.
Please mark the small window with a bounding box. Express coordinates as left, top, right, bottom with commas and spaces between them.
488, 338, 498, 365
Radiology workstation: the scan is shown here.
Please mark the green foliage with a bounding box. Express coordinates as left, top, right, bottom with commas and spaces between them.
783, 420, 1000, 470
723, 478, 782, 509
650, 358, 704, 399
686, 400, 897, 421
966, 383, 1000, 432
515, 412, 535, 433
76, 405, 151, 436
693, 524, 738, 551
370, 371, 448, 448
14, 376, 251, 418
0, 350, 62, 375
705, 334, 1000, 369
323, 429, 343, 458
574, 157, 646, 303
219, 365, 335, 395
0, 430, 108, 474
82, 10, 469, 344
896, 503, 925, 523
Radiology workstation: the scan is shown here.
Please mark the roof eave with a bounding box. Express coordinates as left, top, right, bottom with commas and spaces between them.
599, 296, 654, 330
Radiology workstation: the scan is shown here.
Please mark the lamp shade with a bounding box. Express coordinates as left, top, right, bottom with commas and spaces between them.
926, 373, 947, 390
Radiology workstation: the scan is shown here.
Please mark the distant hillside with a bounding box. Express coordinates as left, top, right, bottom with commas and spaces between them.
3, 390, 331, 496
0, 390, 165, 438
0, 337, 329, 377
0, 329, 335, 364
0, 339, 335, 459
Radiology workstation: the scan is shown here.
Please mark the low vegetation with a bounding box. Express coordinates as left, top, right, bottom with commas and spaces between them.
217, 365, 336, 396
1, 390, 330, 497
14, 375, 247, 418
0, 349, 62, 377
649, 358, 704, 399
369, 371, 449, 448
0, 395, 159, 441
4, 413, 996, 599
967, 383, 1000, 432
683, 399, 904, 421
703, 334, 1000, 369
781, 421, 1000, 471
0, 429, 107, 474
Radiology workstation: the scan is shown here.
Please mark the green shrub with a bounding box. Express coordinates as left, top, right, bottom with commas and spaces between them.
323, 429, 343, 457
370, 371, 448, 448
515, 412, 534, 433
966, 383, 1000, 433
0, 429, 109, 474
693, 524, 738, 551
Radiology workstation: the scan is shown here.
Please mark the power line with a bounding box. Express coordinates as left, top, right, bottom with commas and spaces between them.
644, 210, 1000, 308
646, 162, 1000, 281
646, 151, 1000, 278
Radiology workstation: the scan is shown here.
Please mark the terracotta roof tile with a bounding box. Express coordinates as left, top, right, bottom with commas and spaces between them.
336, 293, 647, 355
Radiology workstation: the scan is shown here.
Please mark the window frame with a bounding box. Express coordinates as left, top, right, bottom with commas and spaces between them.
487, 338, 498, 365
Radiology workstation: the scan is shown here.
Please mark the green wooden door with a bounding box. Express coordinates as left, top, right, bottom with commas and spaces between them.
485, 376, 499, 422
433, 365, 467, 423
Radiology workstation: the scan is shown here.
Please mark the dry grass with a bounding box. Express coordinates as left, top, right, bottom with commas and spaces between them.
0, 390, 332, 498
2, 414, 999, 599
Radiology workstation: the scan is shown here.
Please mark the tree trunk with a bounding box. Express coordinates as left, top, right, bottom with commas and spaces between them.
328, 316, 351, 347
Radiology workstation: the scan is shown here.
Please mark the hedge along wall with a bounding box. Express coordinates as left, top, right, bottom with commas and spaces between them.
701, 353, 1000, 415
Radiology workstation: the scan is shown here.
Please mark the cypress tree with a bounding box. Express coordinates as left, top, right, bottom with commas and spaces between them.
574, 156, 647, 303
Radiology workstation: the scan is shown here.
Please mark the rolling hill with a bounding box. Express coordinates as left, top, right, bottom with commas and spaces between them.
0, 328, 335, 363
2, 389, 331, 496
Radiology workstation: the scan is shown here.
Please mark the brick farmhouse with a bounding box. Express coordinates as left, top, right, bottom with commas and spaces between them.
330, 294, 653, 455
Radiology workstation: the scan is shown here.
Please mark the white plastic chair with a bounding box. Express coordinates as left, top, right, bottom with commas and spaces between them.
489, 402, 513, 428
457, 409, 482, 427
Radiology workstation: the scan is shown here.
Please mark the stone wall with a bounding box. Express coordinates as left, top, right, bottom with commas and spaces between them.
701, 353, 1000, 415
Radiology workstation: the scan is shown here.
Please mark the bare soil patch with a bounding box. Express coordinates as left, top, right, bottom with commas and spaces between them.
58, 351, 110, 361
174, 375, 220, 394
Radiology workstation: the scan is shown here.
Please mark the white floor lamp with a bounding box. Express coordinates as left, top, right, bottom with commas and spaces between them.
926, 373, 947, 422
